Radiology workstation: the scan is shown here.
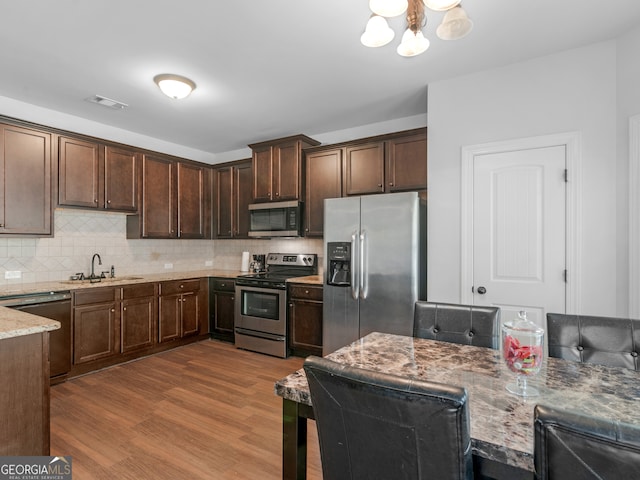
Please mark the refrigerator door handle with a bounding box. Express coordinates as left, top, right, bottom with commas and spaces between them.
351, 232, 359, 300
360, 230, 368, 299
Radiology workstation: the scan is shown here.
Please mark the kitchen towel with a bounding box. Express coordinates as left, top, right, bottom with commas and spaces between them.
241, 251, 250, 272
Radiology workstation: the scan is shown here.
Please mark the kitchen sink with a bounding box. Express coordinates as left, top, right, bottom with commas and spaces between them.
60, 276, 144, 285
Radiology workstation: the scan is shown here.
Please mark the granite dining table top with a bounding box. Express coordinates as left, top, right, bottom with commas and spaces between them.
274, 332, 640, 472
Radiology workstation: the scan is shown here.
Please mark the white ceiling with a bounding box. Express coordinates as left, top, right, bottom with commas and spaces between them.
2, 1, 640, 156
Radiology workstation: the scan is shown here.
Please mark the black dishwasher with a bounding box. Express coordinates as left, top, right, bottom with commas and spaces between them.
0, 291, 72, 383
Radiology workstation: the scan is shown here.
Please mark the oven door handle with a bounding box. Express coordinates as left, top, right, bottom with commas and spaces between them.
351, 231, 359, 300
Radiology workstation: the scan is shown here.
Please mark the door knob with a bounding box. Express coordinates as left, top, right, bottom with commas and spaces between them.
477, 286, 487, 295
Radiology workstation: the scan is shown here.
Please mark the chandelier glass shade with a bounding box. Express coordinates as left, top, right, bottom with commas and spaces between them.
360, 0, 472, 56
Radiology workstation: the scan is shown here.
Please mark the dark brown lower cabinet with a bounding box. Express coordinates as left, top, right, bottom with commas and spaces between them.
288, 283, 323, 357
121, 283, 156, 353
158, 279, 201, 343
73, 287, 119, 364
0, 332, 50, 455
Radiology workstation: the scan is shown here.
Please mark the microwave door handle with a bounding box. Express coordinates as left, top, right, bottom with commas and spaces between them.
360, 230, 367, 299
351, 232, 359, 300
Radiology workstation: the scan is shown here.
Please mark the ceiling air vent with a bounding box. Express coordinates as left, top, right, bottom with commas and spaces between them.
85, 95, 128, 110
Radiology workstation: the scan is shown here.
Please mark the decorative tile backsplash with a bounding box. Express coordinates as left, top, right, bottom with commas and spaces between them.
0, 209, 323, 286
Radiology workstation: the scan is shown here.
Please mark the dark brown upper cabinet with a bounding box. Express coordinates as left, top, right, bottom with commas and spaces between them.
214, 159, 252, 239
302, 128, 426, 237
127, 153, 210, 239
58, 136, 138, 212
0, 124, 52, 235
249, 134, 320, 203
304, 148, 343, 237
385, 132, 428, 192
177, 162, 209, 239
344, 142, 386, 195
343, 129, 427, 196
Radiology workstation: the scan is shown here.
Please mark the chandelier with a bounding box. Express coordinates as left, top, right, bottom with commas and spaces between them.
361, 0, 473, 57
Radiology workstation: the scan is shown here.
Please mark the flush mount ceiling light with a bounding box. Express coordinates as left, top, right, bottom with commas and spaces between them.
360, 0, 473, 57
153, 74, 196, 99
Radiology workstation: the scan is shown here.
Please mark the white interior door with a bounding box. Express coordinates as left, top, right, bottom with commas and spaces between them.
472, 146, 566, 329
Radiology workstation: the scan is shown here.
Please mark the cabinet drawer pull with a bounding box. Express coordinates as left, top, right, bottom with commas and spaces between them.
111, 308, 115, 312
305, 290, 309, 294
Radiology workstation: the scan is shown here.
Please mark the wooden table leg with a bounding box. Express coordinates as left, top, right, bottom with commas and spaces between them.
283, 399, 308, 480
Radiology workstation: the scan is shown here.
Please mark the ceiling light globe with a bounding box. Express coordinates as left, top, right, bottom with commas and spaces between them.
369, 0, 408, 17
397, 29, 430, 57
423, 0, 461, 12
436, 6, 473, 40
154, 74, 196, 99
361, 15, 395, 47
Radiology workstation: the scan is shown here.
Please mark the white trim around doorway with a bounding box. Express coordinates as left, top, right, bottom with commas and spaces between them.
629, 115, 640, 318
460, 132, 582, 313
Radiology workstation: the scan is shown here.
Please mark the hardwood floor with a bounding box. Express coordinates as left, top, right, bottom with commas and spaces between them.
50, 339, 322, 479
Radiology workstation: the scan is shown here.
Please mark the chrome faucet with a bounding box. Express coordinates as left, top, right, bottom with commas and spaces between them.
91, 253, 102, 279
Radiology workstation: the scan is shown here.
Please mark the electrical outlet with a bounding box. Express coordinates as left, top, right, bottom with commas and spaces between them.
205, 260, 213, 267
164, 263, 173, 269
4, 271, 21, 279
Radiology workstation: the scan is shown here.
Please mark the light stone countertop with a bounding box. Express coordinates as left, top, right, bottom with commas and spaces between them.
275, 332, 640, 472
0, 307, 60, 340
0, 269, 244, 297
0, 268, 322, 340
286, 275, 323, 285
0, 269, 243, 340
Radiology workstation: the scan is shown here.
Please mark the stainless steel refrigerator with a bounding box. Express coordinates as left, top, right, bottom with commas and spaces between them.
323, 191, 426, 355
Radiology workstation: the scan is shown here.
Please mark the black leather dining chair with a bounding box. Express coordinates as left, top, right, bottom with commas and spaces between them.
303, 355, 473, 480
413, 301, 500, 349
534, 404, 640, 479
546, 313, 640, 370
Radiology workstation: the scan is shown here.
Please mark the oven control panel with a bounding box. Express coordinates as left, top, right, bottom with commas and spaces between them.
266, 253, 317, 267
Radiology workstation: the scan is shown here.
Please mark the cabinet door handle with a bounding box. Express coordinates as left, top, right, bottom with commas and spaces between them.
231, 296, 234, 301
94, 199, 99, 203
123, 307, 127, 311
377, 183, 382, 187
111, 308, 115, 312
107, 200, 112, 204
389, 182, 394, 186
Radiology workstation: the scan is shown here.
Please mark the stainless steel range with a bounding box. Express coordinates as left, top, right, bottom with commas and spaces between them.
235, 253, 318, 358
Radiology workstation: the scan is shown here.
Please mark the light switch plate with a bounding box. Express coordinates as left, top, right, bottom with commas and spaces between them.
164, 263, 173, 269
4, 271, 21, 279
205, 260, 213, 267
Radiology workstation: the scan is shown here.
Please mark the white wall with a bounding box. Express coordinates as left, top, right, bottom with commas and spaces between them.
427, 41, 619, 315
616, 25, 640, 316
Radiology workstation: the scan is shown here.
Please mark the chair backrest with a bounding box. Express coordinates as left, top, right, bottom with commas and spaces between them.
413, 301, 500, 349
546, 313, 640, 370
304, 356, 473, 480
534, 404, 640, 479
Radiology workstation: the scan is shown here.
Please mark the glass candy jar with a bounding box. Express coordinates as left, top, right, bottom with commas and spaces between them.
501, 311, 544, 397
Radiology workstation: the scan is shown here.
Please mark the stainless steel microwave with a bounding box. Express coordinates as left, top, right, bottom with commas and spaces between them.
248, 200, 302, 237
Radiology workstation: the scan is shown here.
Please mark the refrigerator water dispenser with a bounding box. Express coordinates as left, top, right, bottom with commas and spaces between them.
327, 242, 351, 286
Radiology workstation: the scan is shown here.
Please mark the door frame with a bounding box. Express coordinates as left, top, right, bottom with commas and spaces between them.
460, 132, 581, 314
629, 115, 640, 318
